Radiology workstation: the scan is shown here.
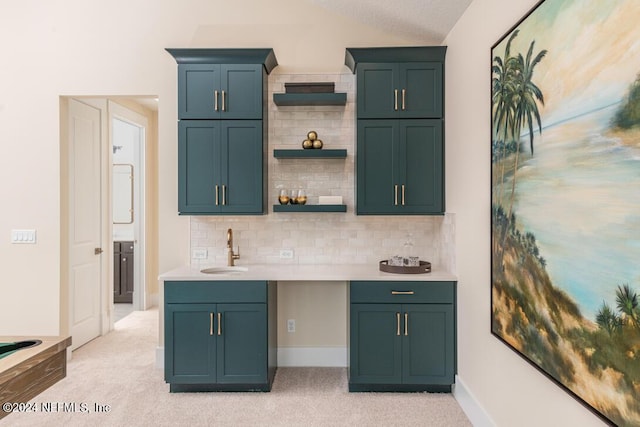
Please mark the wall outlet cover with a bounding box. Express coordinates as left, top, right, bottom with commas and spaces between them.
280, 249, 294, 259
192, 248, 208, 259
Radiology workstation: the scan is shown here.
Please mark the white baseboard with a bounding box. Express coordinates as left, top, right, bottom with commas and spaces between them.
156, 346, 164, 369
453, 375, 495, 427
155, 346, 347, 368
277, 347, 347, 367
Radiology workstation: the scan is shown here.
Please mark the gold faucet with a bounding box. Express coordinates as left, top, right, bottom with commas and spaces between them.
227, 228, 240, 266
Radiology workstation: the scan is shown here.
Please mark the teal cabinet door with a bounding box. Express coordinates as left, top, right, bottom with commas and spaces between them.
178, 120, 264, 214
398, 62, 443, 118
220, 65, 263, 119
219, 121, 263, 214
356, 64, 396, 118
401, 304, 454, 385
178, 64, 263, 119
350, 304, 402, 384
216, 303, 267, 384
178, 120, 220, 213
165, 303, 217, 384
356, 120, 396, 214
398, 120, 443, 214
357, 119, 443, 214
356, 62, 442, 119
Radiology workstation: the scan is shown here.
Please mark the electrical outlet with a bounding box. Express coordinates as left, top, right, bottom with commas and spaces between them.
287, 319, 295, 333
280, 249, 294, 259
192, 248, 208, 259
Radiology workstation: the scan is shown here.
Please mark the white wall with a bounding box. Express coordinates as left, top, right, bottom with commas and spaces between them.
0, 0, 415, 336
445, 0, 607, 425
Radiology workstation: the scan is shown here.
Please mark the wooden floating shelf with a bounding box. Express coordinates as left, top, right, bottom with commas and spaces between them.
273, 149, 347, 159
273, 204, 347, 213
273, 92, 347, 106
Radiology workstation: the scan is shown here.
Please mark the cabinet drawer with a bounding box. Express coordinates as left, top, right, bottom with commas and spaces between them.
165, 281, 267, 303
350, 281, 454, 304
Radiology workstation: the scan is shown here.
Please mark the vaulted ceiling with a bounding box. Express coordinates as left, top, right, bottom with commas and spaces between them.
307, 0, 473, 43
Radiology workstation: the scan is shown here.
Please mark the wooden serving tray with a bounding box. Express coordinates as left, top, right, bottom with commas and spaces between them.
379, 260, 431, 274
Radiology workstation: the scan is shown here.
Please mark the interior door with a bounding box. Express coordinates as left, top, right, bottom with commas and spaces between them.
68, 99, 102, 350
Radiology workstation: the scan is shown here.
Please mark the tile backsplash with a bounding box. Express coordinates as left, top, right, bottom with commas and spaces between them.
190, 72, 456, 271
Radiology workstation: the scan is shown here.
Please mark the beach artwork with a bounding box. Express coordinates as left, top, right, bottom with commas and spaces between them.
491, 0, 640, 425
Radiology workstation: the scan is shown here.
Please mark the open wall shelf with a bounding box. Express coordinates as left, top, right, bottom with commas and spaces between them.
273, 92, 347, 106
273, 149, 347, 159
273, 204, 347, 213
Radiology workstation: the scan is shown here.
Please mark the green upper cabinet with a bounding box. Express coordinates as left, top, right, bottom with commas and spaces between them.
356, 119, 443, 214
346, 46, 446, 216
178, 64, 264, 119
167, 48, 277, 215
178, 120, 264, 214
356, 62, 442, 119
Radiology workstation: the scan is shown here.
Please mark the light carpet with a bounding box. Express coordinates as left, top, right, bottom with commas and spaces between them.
2, 308, 471, 427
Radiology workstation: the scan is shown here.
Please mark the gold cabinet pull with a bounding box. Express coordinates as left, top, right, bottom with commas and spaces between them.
222, 185, 226, 206
214, 90, 219, 111
210, 313, 214, 336
404, 312, 409, 336
401, 89, 406, 110
396, 312, 401, 336
222, 90, 226, 112
394, 89, 398, 111
394, 185, 398, 206
402, 184, 406, 206
215, 185, 219, 206
391, 291, 415, 295
217, 312, 222, 336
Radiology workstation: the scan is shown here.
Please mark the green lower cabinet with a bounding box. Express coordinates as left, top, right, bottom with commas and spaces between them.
349, 281, 456, 392
216, 303, 267, 384
165, 304, 217, 385
164, 281, 276, 392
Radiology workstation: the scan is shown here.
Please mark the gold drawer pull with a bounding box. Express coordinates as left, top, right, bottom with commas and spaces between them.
394, 89, 398, 111
215, 185, 219, 206
222, 90, 226, 112
217, 312, 222, 336
391, 291, 415, 295
394, 185, 398, 206
210, 313, 214, 336
404, 312, 409, 336
401, 89, 406, 110
401, 184, 405, 206
396, 312, 401, 336
214, 90, 219, 111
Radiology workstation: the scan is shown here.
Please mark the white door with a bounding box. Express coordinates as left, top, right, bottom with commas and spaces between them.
68, 99, 102, 350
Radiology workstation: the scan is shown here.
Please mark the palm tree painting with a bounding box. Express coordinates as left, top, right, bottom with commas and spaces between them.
491, 1, 640, 425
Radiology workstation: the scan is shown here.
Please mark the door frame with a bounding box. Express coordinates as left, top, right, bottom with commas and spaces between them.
108, 100, 148, 312
62, 96, 153, 346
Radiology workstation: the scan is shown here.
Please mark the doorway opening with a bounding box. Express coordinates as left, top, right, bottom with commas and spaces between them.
61, 96, 158, 351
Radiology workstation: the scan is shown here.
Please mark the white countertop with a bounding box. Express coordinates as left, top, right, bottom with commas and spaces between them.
159, 263, 457, 282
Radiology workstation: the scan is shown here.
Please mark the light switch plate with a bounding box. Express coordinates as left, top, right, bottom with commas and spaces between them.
11, 229, 37, 244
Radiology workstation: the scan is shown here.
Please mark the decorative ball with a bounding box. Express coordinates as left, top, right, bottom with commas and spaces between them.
313, 139, 323, 149
302, 139, 313, 149
307, 131, 318, 141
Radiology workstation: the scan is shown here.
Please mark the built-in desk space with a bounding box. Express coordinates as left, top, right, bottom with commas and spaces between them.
159, 264, 457, 392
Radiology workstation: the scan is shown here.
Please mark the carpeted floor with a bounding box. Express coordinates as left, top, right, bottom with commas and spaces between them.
2, 309, 471, 427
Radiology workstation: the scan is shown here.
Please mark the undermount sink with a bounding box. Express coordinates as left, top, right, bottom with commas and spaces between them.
200, 266, 249, 275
